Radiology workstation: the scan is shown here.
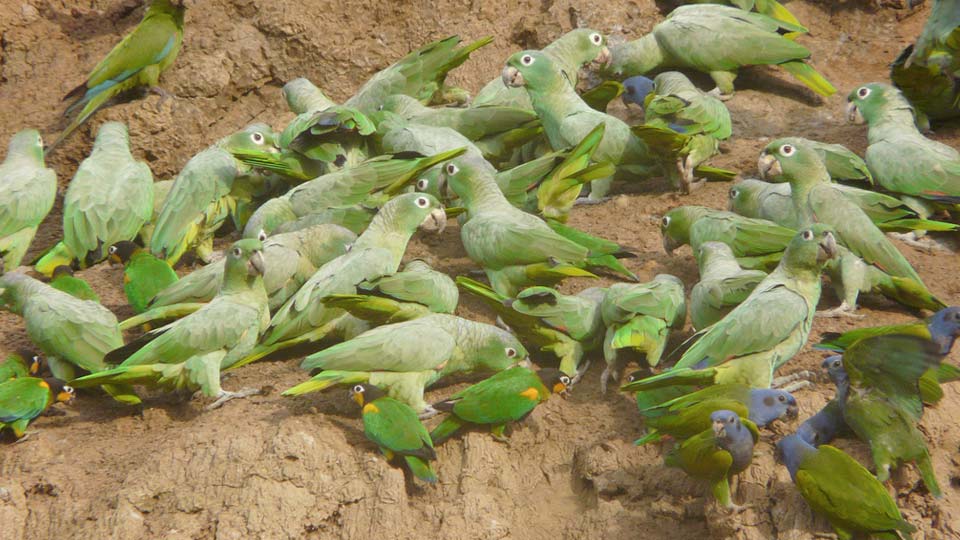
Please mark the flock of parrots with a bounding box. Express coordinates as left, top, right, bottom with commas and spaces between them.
1, 0, 959, 537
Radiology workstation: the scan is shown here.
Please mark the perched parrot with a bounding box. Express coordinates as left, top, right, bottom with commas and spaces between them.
796, 399, 850, 448
630, 383, 797, 445
0, 377, 75, 439
72, 239, 269, 410
667, 0, 807, 29
456, 276, 605, 377
0, 272, 134, 402
624, 225, 837, 397
146, 224, 355, 313
150, 124, 279, 265
776, 434, 916, 540
824, 335, 944, 497
49, 266, 100, 303
0, 129, 56, 272
381, 94, 537, 143
0, 350, 42, 381
52, 0, 185, 151
349, 383, 437, 483
759, 137, 942, 315
690, 242, 766, 330
622, 72, 732, 192
846, 82, 960, 204
603, 5, 834, 98
37, 122, 154, 274
273, 104, 375, 177
599, 275, 687, 391
323, 259, 459, 325
430, 366, 569, 444
664, 410, 758, 510
283, 313, 527, 414
472, 28, 611, 110
108, 241, 179, 315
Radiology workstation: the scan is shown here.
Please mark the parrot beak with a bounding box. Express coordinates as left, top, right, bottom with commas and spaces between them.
818, 231, 839, 262
108, 253, 122, 266
351, 390, 364, 407
502, 66, 524, 88
248, 250, 266, 277
590, 47, 612, 70
29, 357, 40, 375
786, 404, 799, 420
845, 101, 864, 125
757, 153, 781, 180
420, 208, 447, 235
553, 381, 569, 398
662, 235, 678, 254
57, 386, 75, 404
712, 420, 726, 439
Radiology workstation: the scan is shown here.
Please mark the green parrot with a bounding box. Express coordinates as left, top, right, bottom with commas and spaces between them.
443, 154, 638, 295
139, 179, 174, 248
249, 193, 447, 361
623, 72, 733, 192
49, 266, 100, 303
150, 124, 279, 265
456, 276, 606, 377
472, 28, 611, 110
0, 350, 42, 381
825, 334, 944, 497
381, 94, 537, 143
776, 434, 916, 540
624, 225, 837, 396
599, 275, 687, 391
283, 313, 528, 414
847, 82, 960, 204
0, 272, 135, 402
690, 242, 767, 330
603, 5, 834, 98
323, 259, 459, 325
664, 410, 758, 510
502, 49, 664, 200
629, 383, 797, 445
145, 224, 355, 313
668, 0, 806, 29
282, 78, 336, 115
759, 137, 942, 315
890, 0, 960, 127
349, 383, 437, 483
72, 239, 269, 410
430, 366, 569, 444
0, 129, 56, 273
0, 377, 75, 439
37, 122, 154, 274
107, 241, 179, 315
52, 0, 185, 151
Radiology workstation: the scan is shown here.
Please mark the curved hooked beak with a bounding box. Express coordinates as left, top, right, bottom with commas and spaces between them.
590, 46, 612, 70
248, 250, 266, 276
662, 234, 679, 254
712, 420, 726, 438
757, 153, 781, 180
818, 231, 839, 262
502, 66, 524, 88
108, 253, 122, 267
553, 381, 569, 398
845, 101, 864, 124
786, 403, 799, 419
351, 390, 364, 407
420, 208, 447, 235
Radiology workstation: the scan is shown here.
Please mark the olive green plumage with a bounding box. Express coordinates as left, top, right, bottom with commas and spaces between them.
108, 241, 178, 314
49, 266, 100, 303
0, 377, 74, 439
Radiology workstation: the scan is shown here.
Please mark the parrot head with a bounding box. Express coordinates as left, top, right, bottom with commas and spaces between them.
44, 378, 76, 404
726, 180, 763, 216
748, 389, 799, 427
226, 238, 266, 280
503, 50, 560, 91
660, 206, 710, 253
821, 354, 848, 388
929, 306, 960, 354
710, 409, 743, 441
107, 241, 141, 266
51, 265, 75, 279
440, 155, 497, 207
220, 123, 279, 155
536, 368, 572, 397
783, 225, 837, 272
374, 192, 446, 237
758, 138, 828, 184
560, 28, 610, 71
472, 325, 529, 371
350, 383, 386, 408
414, 168, 453, 205
6, 128, 45, 163
845, 82, 903, 125
622, 76, 655, 109
26, 351, 44, 375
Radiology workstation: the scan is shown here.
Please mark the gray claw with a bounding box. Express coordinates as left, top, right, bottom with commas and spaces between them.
206, 387, 261, 410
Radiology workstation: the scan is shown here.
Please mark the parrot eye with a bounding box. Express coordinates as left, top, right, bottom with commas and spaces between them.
728, 188, 739, 199
778, 395, 786, 402
416, 178, 429, 191
505, 347, 517, 358
353, 384, 364, 393
232, 247, 243, 257
415, 196, 430, 208
257, 230, 267, 242
661, 216, 671, 228
445, 163, 459, 175
857, 87, 871, 99
64, 385, 75, 394
521, 54, 535, 66
802, 230, 814, 241
780, 144, 795, 156
590, 33, 602, 45
108, 245, 117, 254
559, 375, 571, 385
251, 132, 265, 144
32, 355, 40, 362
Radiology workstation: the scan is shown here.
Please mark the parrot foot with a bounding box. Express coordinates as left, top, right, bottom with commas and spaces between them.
772, 370, 815, 391
575, 196, 611, 206
418, 406, 440, 420
816, 302, 864, 319
887, 232, 948, 253
571, 358, 592, 386
599, 363, 619, 394
13, 432, 36, 444
149, 86, 175, 112
206, 387, 262, 410
707, 88, 734, 101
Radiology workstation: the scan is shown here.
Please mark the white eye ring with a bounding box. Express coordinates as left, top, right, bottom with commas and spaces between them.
661, 216, 671, 228
780, 144, 794, 156
108, 245, 117, 254
233, 247, 243, 257
446, 163, 459, 175
729, 188, 739, 199
560, 375, 571, 385
521, 54, 535, 66
251, 132, 265, 144
415, 196, 429, 208
257, 230, 267, 242
802, 230, 814, 241
590, 33, 602, 45
505, 347, 517, 358
353, 384, 364, 393
857, 87, 870, 99
416, 178, 429, 190
64, 385, 74, 393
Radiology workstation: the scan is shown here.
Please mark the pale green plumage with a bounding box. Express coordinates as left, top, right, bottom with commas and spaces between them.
0, 130, 56, 272
691, 242, 766, 331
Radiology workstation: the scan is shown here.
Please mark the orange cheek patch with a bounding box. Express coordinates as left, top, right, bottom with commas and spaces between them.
363, 402, 380, 415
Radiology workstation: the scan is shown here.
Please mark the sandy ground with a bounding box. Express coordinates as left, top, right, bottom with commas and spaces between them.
1, 0, 959, 538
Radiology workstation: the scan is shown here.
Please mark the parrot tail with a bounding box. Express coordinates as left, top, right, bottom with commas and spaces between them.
936, 362, 960, 383
877, 218, 958, 233
102, 384, 143, 405
381, 147, 469, 195
119, 303, 206, 332
633, 429, 664, 446
72, 365, 162, 388
756, 0, 808, 34
620, 367, 716, 393
281, 371, 370, 397
876, 276, 947, 312
230, 149, 313, 181
917, 452, 942, 499
611, 317, 668, 366
403, 455, 438, 483
918, 369, 944, 405
778, 61, 836, 97
33, 242, 75, 278
321, 294, 420, 325
580, 81, 625, 112
524, 262, 597, 282
48, 86, 117, 155
692, 165, 738, 183
429, 416, 467, 445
